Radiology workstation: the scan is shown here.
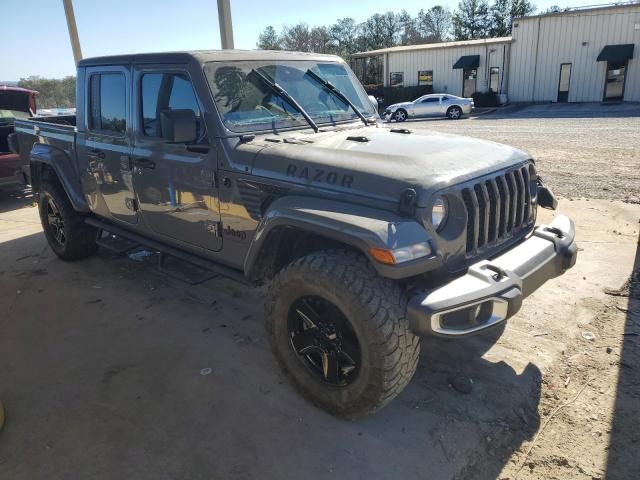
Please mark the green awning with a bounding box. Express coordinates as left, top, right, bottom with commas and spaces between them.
453, 55, 480, 69
597, 44, 634, 62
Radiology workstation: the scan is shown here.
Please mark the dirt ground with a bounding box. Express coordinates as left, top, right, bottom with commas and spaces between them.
1, 105, 639, 479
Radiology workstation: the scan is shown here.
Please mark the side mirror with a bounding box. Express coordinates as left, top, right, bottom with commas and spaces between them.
160, 109, 197, 143
368, 95, 379, 111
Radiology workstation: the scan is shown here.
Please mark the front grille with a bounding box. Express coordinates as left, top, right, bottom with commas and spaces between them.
462, 166, 534, 254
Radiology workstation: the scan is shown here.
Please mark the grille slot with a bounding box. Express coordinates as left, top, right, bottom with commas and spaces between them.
462, 167, 534, 255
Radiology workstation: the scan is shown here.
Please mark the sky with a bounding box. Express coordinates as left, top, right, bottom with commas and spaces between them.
2, 0, 601, 80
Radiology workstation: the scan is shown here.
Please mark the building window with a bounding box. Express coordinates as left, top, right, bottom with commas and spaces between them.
418, 70, 433, 86
141, 73, 202, 138
490, 67, 500, 92
88, 73, 126, 135
390, 72, 404, 88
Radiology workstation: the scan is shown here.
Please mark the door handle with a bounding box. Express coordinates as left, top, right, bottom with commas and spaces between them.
87, 148, 105, 159
132, 158, 156, 170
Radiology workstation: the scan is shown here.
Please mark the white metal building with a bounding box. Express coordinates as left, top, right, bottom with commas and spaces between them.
509, 4, 640, 102
351, 2, 640, 103
351, 37, 513, 98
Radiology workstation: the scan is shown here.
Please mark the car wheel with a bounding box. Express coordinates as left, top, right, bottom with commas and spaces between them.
392, 109, 407, 122
265, 249, 420, 419
447, 106, 462, 120
38, 180, 98, 261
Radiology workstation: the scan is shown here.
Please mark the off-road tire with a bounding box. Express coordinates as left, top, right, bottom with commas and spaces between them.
447, 106, 463, 120
38, 180, 98, 261
265, 250, 421, 418
392, 109, 408, 122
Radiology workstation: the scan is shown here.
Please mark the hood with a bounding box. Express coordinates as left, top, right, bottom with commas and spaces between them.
387, 102, 412, 110
249, 126, 530, 207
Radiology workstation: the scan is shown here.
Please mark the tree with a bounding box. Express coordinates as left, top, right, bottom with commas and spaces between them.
544, 5, 563, 13
417, 6, 452, 42
329, 18, 360, 59
398, 10, 422, 45
452, 0, 492, 40
17, 76, 76, 109
256, 26, 281, 50
359, 12, 400, 51
310, 26, 332, 54
280, 23, 312, 51
510, 0, 536, 20
489, 0, 511, 37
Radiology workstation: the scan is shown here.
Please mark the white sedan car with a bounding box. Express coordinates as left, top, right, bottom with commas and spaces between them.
383, 94, 474, 121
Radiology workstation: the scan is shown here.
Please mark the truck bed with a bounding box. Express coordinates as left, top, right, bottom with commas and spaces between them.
13, 115, 78, 184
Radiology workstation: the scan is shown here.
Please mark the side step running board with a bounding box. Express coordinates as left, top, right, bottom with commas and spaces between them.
86, 217, 251, 286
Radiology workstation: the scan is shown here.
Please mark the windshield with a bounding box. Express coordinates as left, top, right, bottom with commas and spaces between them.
204, 60, 376, 133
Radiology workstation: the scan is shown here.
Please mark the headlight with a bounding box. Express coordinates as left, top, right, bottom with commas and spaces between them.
431, 196, 448, 231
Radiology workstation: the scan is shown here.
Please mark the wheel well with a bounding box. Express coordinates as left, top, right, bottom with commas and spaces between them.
249, 227, 361, 284
447, 105, 461, 113
30, 162, 59, 193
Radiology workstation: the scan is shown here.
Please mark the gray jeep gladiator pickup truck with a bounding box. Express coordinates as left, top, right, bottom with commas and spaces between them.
12, 50, 577, 418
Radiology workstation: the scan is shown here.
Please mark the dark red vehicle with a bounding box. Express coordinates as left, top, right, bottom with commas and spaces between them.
0, 85, 37, 186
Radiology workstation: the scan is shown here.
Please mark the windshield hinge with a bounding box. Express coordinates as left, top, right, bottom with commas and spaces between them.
398, 188, 417, 216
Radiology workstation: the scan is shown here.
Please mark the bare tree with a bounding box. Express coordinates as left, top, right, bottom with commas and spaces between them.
329, 18, 360, 58
280, 23, 312, 52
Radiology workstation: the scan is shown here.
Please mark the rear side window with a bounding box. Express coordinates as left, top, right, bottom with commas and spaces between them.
88, 73, 126, 135
141, 73, 202, 138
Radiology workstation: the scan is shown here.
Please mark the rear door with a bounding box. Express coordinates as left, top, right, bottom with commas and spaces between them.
77, 66, 137, 224
130, 64, 222, 252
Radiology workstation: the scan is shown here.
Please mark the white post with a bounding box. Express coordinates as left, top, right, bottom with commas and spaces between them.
217, 0, 234, 49
62, 0, 82, 65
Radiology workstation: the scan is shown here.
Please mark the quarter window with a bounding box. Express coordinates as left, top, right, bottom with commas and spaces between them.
141, 73, 202, 138
418, 70, 433, 86
88, 73, 126, 135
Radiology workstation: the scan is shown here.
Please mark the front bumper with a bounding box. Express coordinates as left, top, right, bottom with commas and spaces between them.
407, 214, 577, 337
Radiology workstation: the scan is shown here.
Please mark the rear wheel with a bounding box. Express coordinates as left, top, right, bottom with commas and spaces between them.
38, 181, 97, 260
265, 250, 420, 418
393, 109, 407, 122
447, 106, 463, 120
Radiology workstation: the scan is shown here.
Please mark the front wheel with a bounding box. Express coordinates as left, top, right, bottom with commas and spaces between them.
392, 109, 407, 122
38, 181, 98, 260
265, 250, 420, 419
447, 106, 463, 120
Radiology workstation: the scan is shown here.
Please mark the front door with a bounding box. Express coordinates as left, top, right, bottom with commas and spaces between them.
603, 61, 627, 102
557, 63, 572, 103
78, 66, 137, 224
462, 68, 477, 98
413, 96, 441, 117
131, 66, 222, 252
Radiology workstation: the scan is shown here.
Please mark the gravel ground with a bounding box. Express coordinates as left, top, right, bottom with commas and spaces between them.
406, 104, 640, 203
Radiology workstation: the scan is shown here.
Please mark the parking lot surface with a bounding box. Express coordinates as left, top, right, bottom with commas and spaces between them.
1, 105, 639, 479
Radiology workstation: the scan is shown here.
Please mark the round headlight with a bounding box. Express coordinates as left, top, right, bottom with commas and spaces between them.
431, 196, 448, 231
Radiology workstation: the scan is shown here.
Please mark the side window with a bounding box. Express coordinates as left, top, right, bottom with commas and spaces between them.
88, 73, 126, 135
141, 72, 203, 139
421, 97, 439, 103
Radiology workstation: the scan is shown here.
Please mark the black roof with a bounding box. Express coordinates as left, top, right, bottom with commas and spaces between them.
78, 49, 340, 67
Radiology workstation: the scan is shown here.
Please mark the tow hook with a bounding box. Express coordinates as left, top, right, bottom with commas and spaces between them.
544, 226, 564, 238
484, 264, 507, 281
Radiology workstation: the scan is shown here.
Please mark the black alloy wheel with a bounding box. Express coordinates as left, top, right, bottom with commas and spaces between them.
287, 295, 361, 386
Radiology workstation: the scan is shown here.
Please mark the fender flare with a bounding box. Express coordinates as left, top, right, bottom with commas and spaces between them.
30, 143, 90, 213
243, 195, 439, 280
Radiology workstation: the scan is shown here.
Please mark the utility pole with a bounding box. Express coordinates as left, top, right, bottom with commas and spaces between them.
62, 0, 82, 65
217, 0, 234, 49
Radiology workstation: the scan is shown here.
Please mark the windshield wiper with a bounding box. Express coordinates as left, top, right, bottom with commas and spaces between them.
305, 69, 369, 127
249, 68, 319, 133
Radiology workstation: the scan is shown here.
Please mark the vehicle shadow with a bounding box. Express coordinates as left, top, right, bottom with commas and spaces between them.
605, 230, 640, 479
473, 102, 640, 120
0, 229, 541, 480
0, 185, 35, 214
